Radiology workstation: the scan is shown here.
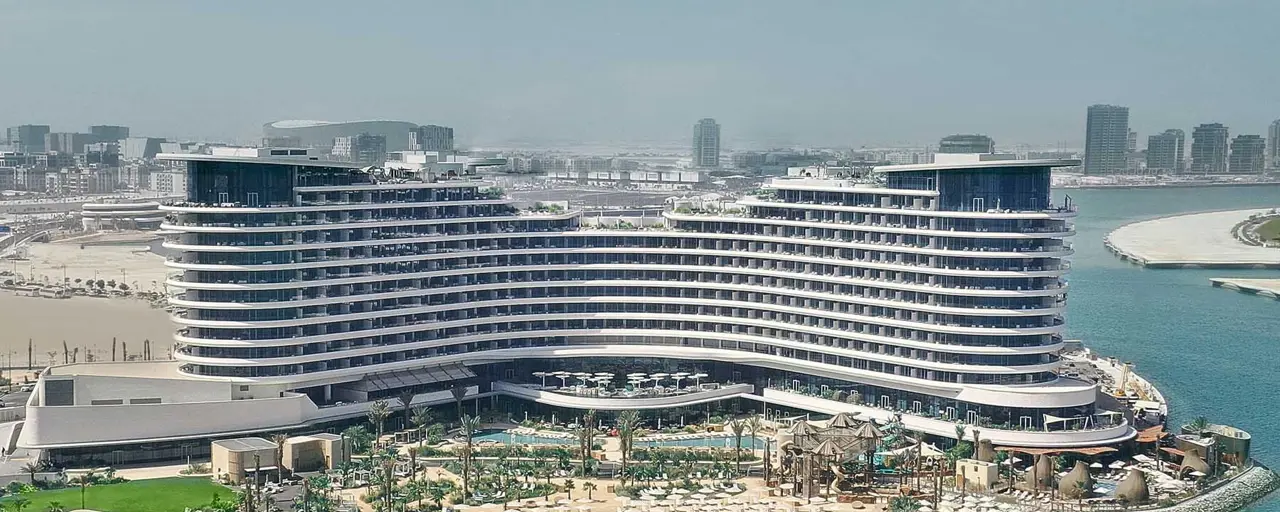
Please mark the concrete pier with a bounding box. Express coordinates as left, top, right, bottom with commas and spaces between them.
1106, 209, 1280, 268
1210, 278, 1280, 300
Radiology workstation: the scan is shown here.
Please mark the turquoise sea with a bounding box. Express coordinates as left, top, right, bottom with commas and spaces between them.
1056, 185, 1280, 511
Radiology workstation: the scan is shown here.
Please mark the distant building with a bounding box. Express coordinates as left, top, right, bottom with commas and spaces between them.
6, 125, 50, 153
89, 125, 130, 142
1083, 104, 1129, 175
331, 133, 387, 165
122, 137, 166, 160
1268, 119, 1280, 170
45, 132, 94, 154
692, 118, 720, 168
262, 135, 301, 148
0, 167, 14, 190
409, 125, 454, 152
731, 152, 766, 169
938, 134, 994, 154
1127, 130, 1137, 152
263, 120, 417, 152
1190, 123, 1229, 173
1228, 135, 1265, 174
149, 170, 187, 195
1146, 129, 1185, 173
82, 142, 121, 167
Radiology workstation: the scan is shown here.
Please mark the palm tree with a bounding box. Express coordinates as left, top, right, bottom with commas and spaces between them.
397, 391, 416, 431
408, 446, 421, 485
460, 414, 482, 501
271, 433, 290, 479
20, 461, 40, 484
583, 481, 597, 500
450, 386, 469, 421
428, 483, 448, 510
73, 470, 94, 510
44, 501, 65, 512
10, 497, 30, 512
411, 406, 433, 446
563, 479, 576, 500
729, 419, 747, 475
367, 399, 391, 446
745, 415, 763, 459
577, 409, 597, 476
616, 410, 640, 486
1188, 416, 1210, 434
889, 496, 921, 512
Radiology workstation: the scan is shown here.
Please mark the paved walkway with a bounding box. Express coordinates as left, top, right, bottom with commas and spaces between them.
1106, 208, 1280, 268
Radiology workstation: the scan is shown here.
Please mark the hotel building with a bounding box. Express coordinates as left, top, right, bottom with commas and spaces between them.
19, 152, 1134, 465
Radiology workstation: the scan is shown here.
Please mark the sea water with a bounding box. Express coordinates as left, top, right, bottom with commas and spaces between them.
1057, 185, 1280, 511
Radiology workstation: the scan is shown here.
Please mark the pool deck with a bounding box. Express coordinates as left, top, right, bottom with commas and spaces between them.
1105, 208, 1280, 269
1210, 278, 1280, 300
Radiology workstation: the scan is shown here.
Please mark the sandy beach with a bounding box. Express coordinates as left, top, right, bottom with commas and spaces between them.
17, 235, 172, 292
0, 292, 175, 367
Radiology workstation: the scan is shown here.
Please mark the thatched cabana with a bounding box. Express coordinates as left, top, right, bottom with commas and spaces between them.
1180, 451, 1210, 476
1058, 461, 1095, 499
976, 439, 996, 463
827, 412, 858, 429
1115, 468, 1150, 504
1024, 454, 1054, 490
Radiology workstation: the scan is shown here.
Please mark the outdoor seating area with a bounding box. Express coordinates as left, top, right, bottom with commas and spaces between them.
532, 371, 719, 398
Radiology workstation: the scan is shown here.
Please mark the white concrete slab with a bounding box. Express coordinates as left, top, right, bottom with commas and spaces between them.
1106, 209, 1280, 267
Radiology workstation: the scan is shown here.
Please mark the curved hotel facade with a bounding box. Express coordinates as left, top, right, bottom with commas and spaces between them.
20, 153, 1134, 464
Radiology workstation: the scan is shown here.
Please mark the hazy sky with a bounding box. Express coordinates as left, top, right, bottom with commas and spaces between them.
3, 1, 1278, 149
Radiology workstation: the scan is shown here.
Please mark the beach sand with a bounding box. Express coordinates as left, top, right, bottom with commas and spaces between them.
16, 236, 172, 292
0, 292, 175, 367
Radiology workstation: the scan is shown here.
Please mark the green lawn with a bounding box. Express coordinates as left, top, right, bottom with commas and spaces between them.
1, 477, 232, 512
1257, 217, 1280, 243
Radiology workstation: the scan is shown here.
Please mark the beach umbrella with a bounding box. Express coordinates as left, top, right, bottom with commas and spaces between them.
692, 373, 709, 388
1109, 460, 1127, 470
1090, 462, 1104, 469
533, 371, 550, 387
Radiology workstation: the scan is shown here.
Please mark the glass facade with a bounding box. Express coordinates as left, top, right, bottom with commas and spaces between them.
163, 157, 1089, 431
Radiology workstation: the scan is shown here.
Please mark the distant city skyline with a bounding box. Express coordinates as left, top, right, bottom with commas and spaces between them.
3, 1, 1279, 148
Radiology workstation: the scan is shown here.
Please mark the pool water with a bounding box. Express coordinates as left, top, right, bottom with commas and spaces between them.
639, 436, 772, 449
473, 430, 573, 445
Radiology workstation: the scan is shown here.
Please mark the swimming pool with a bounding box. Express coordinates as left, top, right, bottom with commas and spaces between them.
472, 429, 574, 445
639, 436, 772, 449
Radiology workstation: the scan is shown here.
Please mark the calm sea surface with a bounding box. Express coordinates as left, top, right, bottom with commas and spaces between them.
1056, 185, 1280, 511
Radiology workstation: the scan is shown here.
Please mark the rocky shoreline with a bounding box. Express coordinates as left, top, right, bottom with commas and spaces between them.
1160, 463, 1280, 512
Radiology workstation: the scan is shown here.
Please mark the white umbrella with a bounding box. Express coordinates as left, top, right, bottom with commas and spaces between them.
671, 489, 690, 495
716, 493, 732, 499
691, 494, 708, 500
1109, 461, 1127, 469
1089, 462, 1103, 469
808, 497, 826, 504
1190, 470, 1206, 477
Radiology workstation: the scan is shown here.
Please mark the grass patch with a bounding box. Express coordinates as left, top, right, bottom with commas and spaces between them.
1256, 217, 1280, 243
1, 477, 232, 512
